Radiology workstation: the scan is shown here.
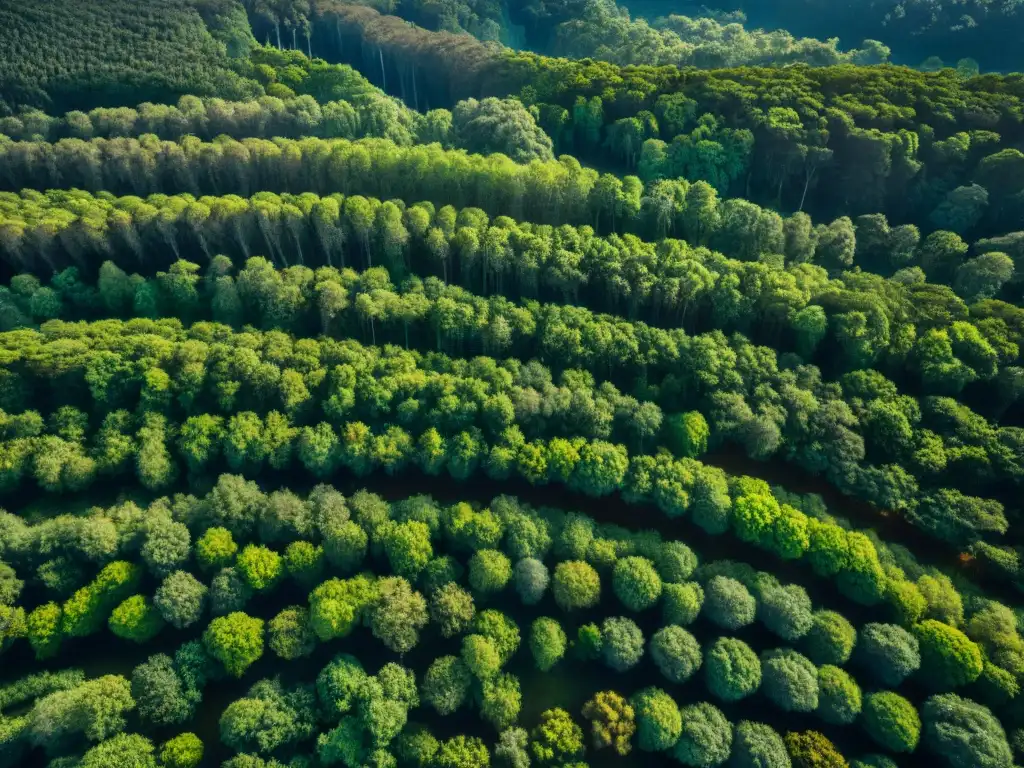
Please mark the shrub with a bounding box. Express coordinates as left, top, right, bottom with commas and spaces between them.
650, 626, 702, 684
663, 582, 704, 626
705, 638, 761, 702
552, 561, 601, 611
513, 558, 549, 605
817, 665, 862, 726
914, 620, 984, 689
601, 617, 645, 672
613, 556, 663, 611
730, 721, 790, 768
530, 617, 567, 672
468, 549, 512, 596
857, 623, 920, 687
803, 611, 856, 666
704, 576, 756, 630
630, 687, 681, 752
784, 730, 847, 768
761, 649, 818, 713
672, 702, 732, 767
921, 693, 1013, 768
862, 692, 921, 753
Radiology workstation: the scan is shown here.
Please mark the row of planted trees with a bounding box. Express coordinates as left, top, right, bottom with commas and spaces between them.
0, 257, 1019, 562
1, 480, 1015, 766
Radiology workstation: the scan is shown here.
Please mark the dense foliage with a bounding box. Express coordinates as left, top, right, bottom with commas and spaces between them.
1, 3, 1022, 768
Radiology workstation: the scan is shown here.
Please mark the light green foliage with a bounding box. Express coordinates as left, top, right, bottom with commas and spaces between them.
663, 582, 704, 626
665, 411, 710, 458
436, 735, 490, 768
914, 620, 984, 689
582, 690, 635, 756
159, 733, 203, 768
630, 687, 681, 752
462, 634, 502, 680
27, 602, 63, 659
383, 520, 433, 580
105, 593, 163, 645
530, 707, 585, 764
468, 549, 512, 595
203, 612, 264, 677
220, 678, 316, 755
804, 611, 857, 666
284, 541, 325, 587
863, 692, 921, 753
530, 617, 567, 672
429, 583, 476, 638
817, 665, 862, 726
236, 544, 283, 592
196, 527, 237, 571
27, 674, 134, 752
552, 560, 600, 611
309, 575, 377, 642
480, 673, 522, 731
473, 610, 521, 664
612, 556, 663, 612
79, 733, 157, 768
370, 576, 428, 654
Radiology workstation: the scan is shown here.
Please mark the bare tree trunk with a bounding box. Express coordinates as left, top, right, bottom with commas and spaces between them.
275, 23, 282, 49
379, 48, 387, 91
799, 172, 812, 212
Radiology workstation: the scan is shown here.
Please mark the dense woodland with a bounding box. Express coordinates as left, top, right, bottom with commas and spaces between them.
1, 2, 1023, 768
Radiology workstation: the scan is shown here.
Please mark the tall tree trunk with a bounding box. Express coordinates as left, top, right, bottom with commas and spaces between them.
379, 48, 387, 91
275, 23, 282, 49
